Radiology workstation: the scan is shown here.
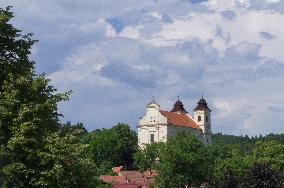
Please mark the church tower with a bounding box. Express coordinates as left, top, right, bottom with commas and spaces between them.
170, 99, 188, 114
193, 96, 212, 144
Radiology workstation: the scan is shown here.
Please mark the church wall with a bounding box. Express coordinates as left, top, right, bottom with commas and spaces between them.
138, 124, 167, 149
138, 103, 168, 149
139, 108, 167, 126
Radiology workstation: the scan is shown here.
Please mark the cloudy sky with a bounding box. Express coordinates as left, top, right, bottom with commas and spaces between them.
1, 0, 284, 135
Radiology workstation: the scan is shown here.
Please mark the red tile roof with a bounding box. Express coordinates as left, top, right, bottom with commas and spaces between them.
99, 175, 127, 184
113, 183, 142, 188
143, 170, 158, 178
112, 166, 123, 173
119, 171, 143, 179
160, 110, 201, 130
100, 170, 158, 188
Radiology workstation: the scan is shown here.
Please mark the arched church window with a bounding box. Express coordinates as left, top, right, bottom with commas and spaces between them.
206, 116, 208, 122
198, 115, 201, 122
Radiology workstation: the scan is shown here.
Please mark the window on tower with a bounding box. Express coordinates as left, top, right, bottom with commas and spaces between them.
198, 115, 201, 122
150, 134, 155, 144
206, 116, 208, 122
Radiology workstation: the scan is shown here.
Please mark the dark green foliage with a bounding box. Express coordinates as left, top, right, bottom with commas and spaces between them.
140, 133, 284, 187
38, 133, 99, 187
0, 6, 34, 80
209, 135, 284, 188
59, 121, 88, 137
252, 141, 284, 174
154, 132, 213, 188
213, 133, 284, 154
245, 163, 282, 188
86, 123, 137, 174
221, 170, 239, 188
212, 156, 252, 187
134, 142, 162, 172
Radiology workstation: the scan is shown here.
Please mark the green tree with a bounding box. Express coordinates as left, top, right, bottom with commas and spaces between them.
36, 132, 98, 187
252, 141, 284, 174
59, 121, 87, 137
244, 163, 282, 188
134, 142, 163, 172
220, 169, 239, 188
212, 156, 253, 187
0, 7, 98, 187
155, 132, 212, 188
0, 6, 41, 147
88, 123, 137, 173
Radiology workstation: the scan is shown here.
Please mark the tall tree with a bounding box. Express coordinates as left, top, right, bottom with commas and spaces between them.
155, 132, 213, 188
0, 7, 97, 187
88, 123, 137, 173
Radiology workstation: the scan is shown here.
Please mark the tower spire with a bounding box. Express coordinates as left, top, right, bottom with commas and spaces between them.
170, 97, 188, 114
194, 97, 211, 111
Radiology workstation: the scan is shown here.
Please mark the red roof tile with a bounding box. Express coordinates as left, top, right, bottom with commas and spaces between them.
99, 175, 126, 184
112, 166, 123, 173
120, 171, 143, 179
143, 170, 158, 178
160, 110, 201, 130
100, 170, 158, 188
113, 183, 142, 188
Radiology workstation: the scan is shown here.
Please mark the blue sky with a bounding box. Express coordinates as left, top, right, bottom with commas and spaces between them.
1, 0, 284, 135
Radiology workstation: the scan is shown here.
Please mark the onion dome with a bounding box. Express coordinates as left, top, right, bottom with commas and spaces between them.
170, 99, 188, 114
194, 97, 211, 111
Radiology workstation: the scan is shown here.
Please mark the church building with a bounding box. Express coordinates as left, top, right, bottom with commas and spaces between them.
138, 97, 212, 149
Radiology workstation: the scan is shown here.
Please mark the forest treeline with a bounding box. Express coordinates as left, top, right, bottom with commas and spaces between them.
213, 132, 284, 145
0, 7, 283, 187
213, 133, 284, 153
58, 122, 284, 187
73, 123, 284, 187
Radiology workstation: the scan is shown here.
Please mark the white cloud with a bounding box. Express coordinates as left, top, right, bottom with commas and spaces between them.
265, 0, 280, 4
105, 23, 117, 37
238, 0, 250, 7
214, 100, 234, 118
161, 53, 193, 66
3, 0, 284, 135
120, 26, 141, 39
148, 15, 224, 48
204, 0, 238, 11
48, 44, 113, 90
149, 12, 163, 20
147, 7, 284, 61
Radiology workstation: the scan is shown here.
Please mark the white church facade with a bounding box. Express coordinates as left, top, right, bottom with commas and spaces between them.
138, 97, 212, 149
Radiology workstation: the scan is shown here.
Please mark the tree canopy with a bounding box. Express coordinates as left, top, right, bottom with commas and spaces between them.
135, 132, 284, 188
85, 123, 137, 174
0, 7, 97, 187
